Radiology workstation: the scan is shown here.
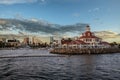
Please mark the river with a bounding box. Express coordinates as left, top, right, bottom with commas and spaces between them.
0, 49, 120, 80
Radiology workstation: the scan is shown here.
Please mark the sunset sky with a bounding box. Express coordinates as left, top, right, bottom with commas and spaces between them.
0, 0, 120, 34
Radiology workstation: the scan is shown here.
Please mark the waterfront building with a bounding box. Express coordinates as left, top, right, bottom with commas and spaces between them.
61, 25, 110, 48
79, 25, 102, 44
0, 38, 6, 42
23, 37, 29, 45
31, 36, 53, 44
7, 39, 20, 47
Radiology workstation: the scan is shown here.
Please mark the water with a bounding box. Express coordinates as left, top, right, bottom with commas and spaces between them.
0, 49, 120, 80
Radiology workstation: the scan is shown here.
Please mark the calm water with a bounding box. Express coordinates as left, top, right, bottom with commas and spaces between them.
0, 49, 120, 80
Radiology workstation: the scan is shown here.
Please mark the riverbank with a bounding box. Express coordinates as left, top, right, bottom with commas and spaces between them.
50, 48, 120, 55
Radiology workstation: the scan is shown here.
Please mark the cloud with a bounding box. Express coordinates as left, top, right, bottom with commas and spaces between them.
94, 31, 120, 43
13, 13, 25, 20
94, 8, 100, 11
73, 13, 80, 17
0, 0, 39, 5
41, 0, 45, 2
0, 18, 87, 36
88, 8, 100, 12
1, 18, 119, 43
94, 18, 100, 21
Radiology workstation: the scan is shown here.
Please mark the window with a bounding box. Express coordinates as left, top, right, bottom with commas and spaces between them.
89, 39, 91, 41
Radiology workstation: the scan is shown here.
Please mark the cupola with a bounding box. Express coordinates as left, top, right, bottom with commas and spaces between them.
86, 25, 90, 31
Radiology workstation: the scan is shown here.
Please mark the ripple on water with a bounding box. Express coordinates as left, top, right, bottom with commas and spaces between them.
0, 50, 120, 80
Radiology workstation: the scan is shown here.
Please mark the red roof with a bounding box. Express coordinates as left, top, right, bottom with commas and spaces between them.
85, 31, 93, 36
61, 40, 86, 45
80, 36, 99, 38
80, 31, 100, 39
75, 40, 86, 44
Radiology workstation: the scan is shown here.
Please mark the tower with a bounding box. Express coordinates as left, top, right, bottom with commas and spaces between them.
86, 25, 90, 31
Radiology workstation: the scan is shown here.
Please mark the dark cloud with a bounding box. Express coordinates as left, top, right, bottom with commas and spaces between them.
0, 18, 87, 35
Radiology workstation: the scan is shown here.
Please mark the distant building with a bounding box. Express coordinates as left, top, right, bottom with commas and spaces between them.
32, 37, 35, 44
7, 39, 20, 47
50, 37, 54, 43
32, 36, 54, 44
0, 38, 6, 42
23, 37, 29, 45
61, 25, 110, 48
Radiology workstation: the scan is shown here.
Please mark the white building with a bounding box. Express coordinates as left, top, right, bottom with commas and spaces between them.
61, 25, 110, 48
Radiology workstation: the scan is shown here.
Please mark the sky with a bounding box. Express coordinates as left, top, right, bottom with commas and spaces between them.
0, 0, 120, 33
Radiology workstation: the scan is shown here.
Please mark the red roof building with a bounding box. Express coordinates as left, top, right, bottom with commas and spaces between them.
61, 25, 110, 48
78, 25, 102, 45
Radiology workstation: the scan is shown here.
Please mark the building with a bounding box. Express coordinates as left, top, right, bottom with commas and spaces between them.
7, 39, 20, 47
79, 25, 102, 44
0, 38, 6, 42
61, 25, 110, 48
23, 37, 29, 45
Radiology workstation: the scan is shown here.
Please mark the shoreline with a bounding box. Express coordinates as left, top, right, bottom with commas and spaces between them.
0, 47, 120, 55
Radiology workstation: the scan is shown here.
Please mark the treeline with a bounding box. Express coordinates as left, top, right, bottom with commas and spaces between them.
109, 42, 120, 48
0, 42, 19, 48
0, 42, 5, 48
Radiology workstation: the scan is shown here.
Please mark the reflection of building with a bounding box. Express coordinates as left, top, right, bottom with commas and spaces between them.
61, 25, 110, 48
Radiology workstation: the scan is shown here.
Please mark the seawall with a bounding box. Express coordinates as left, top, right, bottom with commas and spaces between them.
50, 48, 120, 55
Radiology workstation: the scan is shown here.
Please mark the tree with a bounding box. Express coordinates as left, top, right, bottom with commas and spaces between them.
68, 38, 72, 42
